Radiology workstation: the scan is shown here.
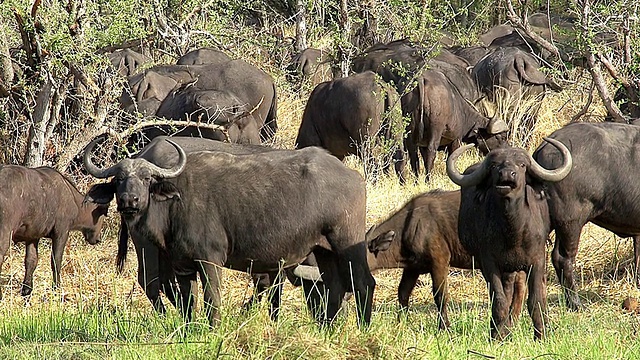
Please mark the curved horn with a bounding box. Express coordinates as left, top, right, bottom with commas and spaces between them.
146, 139, 187, 178
293, 265, 323, 282
528, 137, 572, 182
487, 117, 509, 134
446, 144, 489, 187
83, 137, 119, 178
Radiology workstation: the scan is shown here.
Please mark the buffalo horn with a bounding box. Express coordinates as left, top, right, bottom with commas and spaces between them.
446, 144, 489, 187
83, 137, 119, 179
293, 265, 323, 282
528, 137, 572, 182
146, 139, 187, 178
487, 117, 509, 134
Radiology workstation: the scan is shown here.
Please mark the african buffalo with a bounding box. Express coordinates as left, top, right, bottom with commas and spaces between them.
84, 139, 375, 326
403, 69, 509, 182
115, 136, 315, 319
366, 190, 526, 330
120, 61, 278, 143
155, 85, 261, 144
472, 47, 562, 101
120, 66, 195, 115
447, 138, 572, 340
286, 48, 332, 86
108, 48, 150, 77
296, 71, 404, 181
176, 48, 231, 65
351, 39, 428, 94
0, 166, 108, 298
533, 122, 640, 310
450, 45, 492, 66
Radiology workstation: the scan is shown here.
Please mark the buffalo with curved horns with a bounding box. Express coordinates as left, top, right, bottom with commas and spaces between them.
83, 139, 374, 327
447, 138, 572, 340
533, 122, 640, 310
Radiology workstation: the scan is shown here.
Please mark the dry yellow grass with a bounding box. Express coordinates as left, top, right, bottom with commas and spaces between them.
0, 72, 638, 340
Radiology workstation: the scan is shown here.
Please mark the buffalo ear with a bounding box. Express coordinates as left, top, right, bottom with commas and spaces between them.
368, 230, 395, 254
150, 181, 181, 201
84, 183, 116, 205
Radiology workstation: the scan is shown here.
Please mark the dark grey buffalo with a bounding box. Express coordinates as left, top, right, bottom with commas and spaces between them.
121, 61, 278, 143
450, 45, 492, 66
447, 138, 572, 340
155, 85, 261, 144
533, 122, 640, 310
366, 190, 525, 330
0, 166, 108, 298
472, 47, 562, 101
296, 71, 404, 181
176, 48, 231, 65
108, 48, 150, 77
120, 66, 195, 115
286, 48, 332, 86
115, 136, 311, 318
351, 39, 428, 94
83, 139, 374, 326
403, 69, 509, 182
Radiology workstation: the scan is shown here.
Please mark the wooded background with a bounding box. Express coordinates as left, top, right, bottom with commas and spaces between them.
0, 0, 637, 172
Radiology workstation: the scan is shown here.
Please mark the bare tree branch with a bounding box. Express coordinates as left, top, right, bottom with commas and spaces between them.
505, 0, 565, 62
0, 26, 14, 97
571, 79, 595, 122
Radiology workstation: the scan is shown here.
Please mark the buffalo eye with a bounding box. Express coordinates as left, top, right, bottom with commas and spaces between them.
520, 163, 526, 167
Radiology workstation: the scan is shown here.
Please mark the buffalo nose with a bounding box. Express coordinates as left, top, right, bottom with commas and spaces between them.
119, 193, 139, 208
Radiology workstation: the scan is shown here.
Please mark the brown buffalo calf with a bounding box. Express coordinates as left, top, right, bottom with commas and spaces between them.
367, 190, 526, 330
0, 166, 108, 298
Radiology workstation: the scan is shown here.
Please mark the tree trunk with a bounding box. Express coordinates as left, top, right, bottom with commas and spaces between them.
336, 0, 351, 78
25, 77, 54, 167
295, 0, 308, 52
355, 0, 377, 49
0, 26, 13, 98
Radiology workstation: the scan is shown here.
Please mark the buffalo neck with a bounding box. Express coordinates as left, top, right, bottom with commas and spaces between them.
126, 199, 173, 250
366, 218, 407, 271
487, 188, 531, 246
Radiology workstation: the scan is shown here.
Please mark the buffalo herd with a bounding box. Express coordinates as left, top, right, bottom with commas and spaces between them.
1, 13, 639, 342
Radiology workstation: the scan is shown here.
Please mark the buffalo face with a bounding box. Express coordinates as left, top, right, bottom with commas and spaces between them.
79, 203, 110, 245
83, 138, 187, 220
446, 137, 573, 192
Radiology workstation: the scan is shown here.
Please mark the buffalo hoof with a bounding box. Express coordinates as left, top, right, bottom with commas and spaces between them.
565, 296, 584, 312
20, 284, 33, 297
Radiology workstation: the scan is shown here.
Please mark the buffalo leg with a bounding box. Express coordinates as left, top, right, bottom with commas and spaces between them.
431, 264, 451, 330
199, 261, 222, 326
527, 262, 548, 340
21, 240, 40, 296
158, 251, 180, 310
176, 272, 197, 323
51, 230, 69, 287
267, 271, 283, 321
0, 229, 11, 300
634, 236, 640, 288
405, 136, 420, 179
419, 143, 437, 183
336, 245, 376, 327
302, 278, 327, 322
551, 223, 583, 310
311, 249, 346, 325
510, 271, 527, 323
483, 265, 511, 340
51, 231, 69, 288
501, 271, 518, 329
397, 269, 419, 310
134, 238, 166, 313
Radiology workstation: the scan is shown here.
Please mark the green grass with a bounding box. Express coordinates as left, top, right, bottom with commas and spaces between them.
0, 281, 639, 359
